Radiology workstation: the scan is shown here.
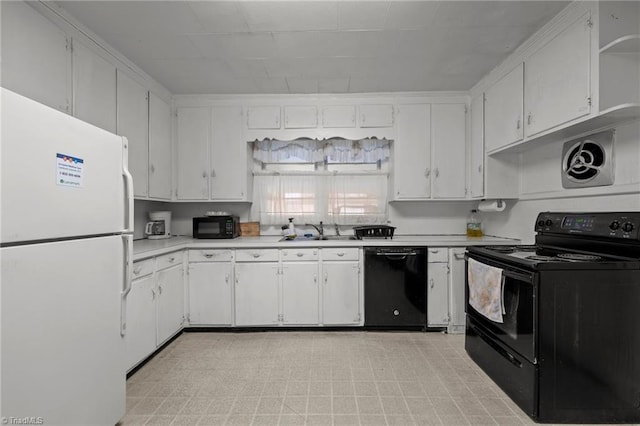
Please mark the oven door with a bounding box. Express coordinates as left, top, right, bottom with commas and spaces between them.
465, 253, 537, 363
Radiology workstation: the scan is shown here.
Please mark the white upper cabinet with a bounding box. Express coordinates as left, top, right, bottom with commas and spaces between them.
359, 104, 394, 127
485, 63, 524, 153
247, 106, 281, 129
1, 1, 71, 114
117, 71, 149, 198
322, 105, 356, 128
176, 107, 210, 200
469, 95, 484, 198
393, 104, 432, 199
524, 12, 592, 137
431, 104, 467, 199
72, 39, 116, 133
284, 106, 318, 129
210, 106, 247, 201
148, 93, 172, 200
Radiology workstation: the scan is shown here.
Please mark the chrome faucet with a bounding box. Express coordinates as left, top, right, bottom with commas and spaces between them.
334, 223, 340, 236
306, 221, 323, 238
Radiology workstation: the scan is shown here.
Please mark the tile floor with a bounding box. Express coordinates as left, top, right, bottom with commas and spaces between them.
120, 331, 536, 426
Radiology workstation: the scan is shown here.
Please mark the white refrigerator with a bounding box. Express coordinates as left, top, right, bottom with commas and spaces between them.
1, 89, 133, 425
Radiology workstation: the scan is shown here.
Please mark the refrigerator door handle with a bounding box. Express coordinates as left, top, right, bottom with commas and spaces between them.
120, 234, 133, 337
122, 137, 134, 234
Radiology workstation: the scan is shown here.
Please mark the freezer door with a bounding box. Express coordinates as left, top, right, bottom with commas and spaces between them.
1, 89, 128, 243
1, 236, 126, 425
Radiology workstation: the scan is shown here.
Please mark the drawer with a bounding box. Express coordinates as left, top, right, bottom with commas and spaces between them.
322, 248, 359, 261
132, 258, 153, 279
236, 249, 279, 262
281, 248, 318, 261
428, 247, 449, 263
156, 251, 184, 270
189, 249, 233, 262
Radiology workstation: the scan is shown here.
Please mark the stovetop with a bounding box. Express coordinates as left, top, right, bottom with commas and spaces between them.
467, 244, 640, 270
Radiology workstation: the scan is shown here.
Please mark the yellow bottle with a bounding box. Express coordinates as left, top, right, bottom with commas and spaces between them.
466, 209, 483, 237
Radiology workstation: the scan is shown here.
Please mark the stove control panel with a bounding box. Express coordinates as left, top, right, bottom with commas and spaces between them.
535, 212, 640, 240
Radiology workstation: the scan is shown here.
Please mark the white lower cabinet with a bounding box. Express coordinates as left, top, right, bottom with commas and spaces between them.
126, 252, 184, 371
427, 248, 450, 327
235, 262, 280, 326
156, 263, 185, 344
322, 259, 361, 325
281, 262, 319, 325
448, 248, 467, 333
126, 273, 156, 370
188, 261, 233, 326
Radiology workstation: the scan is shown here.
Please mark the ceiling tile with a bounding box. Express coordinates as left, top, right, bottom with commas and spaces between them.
240, 1, 339, 32
433, 1, 568, 28
103, 33, 202, 60
253, 77, 290, 93
337, 2, 390, 30
186, 2, 249, 33
318, 78, 350, 93
273, 30, 381, 59
285, 78, 319, 94
137, 58, 234, 94
188, 32, 278, 59
225, 58, 269, 79
384, 1, 441, 30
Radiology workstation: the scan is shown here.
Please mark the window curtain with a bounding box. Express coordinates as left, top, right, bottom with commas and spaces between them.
252, 173, 388, 225
253, 138, 390, 164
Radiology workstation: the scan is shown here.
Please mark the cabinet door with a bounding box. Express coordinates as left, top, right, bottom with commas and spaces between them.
125, 275, 157, 370
176, 107, 209, 200
322, 105, 356, 128
282, 262, 319, 325
247, 106, 280, 129
188, 262, 232, 325
117, 70, 149, 198
72, 39, 116, 133
485, 63, 524, 152
148, 94, 172, 200
525, 12, 592, 136
427, 262, 449, 327
394, 104, 431, 199
448, 248, 467, 333
156, 264, 184, 345
360, 104, 393, 127
235, 263, 279, 326
1, 1, 71, 113
469, 95, 484, 198
322, 262, 360, 325
284, 106, 318, 129
211, 106, 247, 200
431, 104, 467, 199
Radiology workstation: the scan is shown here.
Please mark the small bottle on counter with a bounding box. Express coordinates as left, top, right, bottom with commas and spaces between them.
466, 209, 483, 237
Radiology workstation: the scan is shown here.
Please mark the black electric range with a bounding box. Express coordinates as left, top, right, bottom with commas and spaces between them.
465, 212, 640, 424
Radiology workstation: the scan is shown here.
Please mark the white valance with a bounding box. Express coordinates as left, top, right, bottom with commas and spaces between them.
252, 137, 391, 164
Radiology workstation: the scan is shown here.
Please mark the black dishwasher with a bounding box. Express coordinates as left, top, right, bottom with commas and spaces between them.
364, 247, 427, 329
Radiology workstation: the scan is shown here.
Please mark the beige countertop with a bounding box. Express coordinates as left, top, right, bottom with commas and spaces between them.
133, 234, 519, 261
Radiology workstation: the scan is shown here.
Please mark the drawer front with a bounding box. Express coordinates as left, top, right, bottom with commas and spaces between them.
156, 251, 184, 270
189, 249, 233, 262
281, 248, 319, 261
132, 258, 154, 279
428, 247, 449, 263
236, 249, 279, 262
322, 248, 359, 261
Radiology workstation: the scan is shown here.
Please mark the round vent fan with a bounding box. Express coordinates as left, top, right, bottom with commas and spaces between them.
561, 131, 614, 189
563, 141, 605, 182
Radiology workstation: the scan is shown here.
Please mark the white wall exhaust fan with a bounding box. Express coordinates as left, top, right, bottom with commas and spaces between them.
561, 130, 614, 189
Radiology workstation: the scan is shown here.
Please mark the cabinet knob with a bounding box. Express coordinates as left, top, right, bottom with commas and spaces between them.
150, 164, 155, 173
202, 171, 207, 178
424, 168, 431, 178
434, 168, 439, 178
133, 266, 142, 275
168, 257, 175, 263
204, 253, 214, 258
516, 119, 521, 130
527, 113, 532, 125
296, 253, 304, 257
151, 288, 156, 300
337, 252, 345, 257
158, 285, 163, 295
429, 279, 435, 289
478, 165, 482, 173
211, 168, 216, 178
253, 253, 260, 258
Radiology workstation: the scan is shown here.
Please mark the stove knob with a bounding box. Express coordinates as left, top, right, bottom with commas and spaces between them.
622, 222, 634, 233
545, 219, 553, 227
609, 220, 620, 231
537, 220, 545, 227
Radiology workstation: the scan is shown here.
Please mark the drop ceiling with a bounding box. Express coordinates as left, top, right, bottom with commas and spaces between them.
57, 1, 569, 95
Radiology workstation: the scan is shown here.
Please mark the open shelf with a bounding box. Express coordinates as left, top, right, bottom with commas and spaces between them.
600, 35, 640, 54
488, 104, 640, 155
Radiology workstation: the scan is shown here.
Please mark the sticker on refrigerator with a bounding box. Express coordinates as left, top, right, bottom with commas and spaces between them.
56, 153, 84, 187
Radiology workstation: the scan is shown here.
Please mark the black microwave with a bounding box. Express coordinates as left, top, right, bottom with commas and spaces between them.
193, 215, 240, 239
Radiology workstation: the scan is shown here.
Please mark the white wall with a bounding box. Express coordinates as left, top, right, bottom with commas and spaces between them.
483, 120, 640, 244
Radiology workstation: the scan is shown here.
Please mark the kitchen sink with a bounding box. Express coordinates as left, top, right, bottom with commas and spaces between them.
279, 235, 358, 242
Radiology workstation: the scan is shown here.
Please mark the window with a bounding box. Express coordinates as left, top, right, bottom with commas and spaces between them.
251, 138, 390, 225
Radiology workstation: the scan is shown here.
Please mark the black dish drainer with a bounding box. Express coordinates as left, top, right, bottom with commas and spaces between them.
353, 225, 396, 239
